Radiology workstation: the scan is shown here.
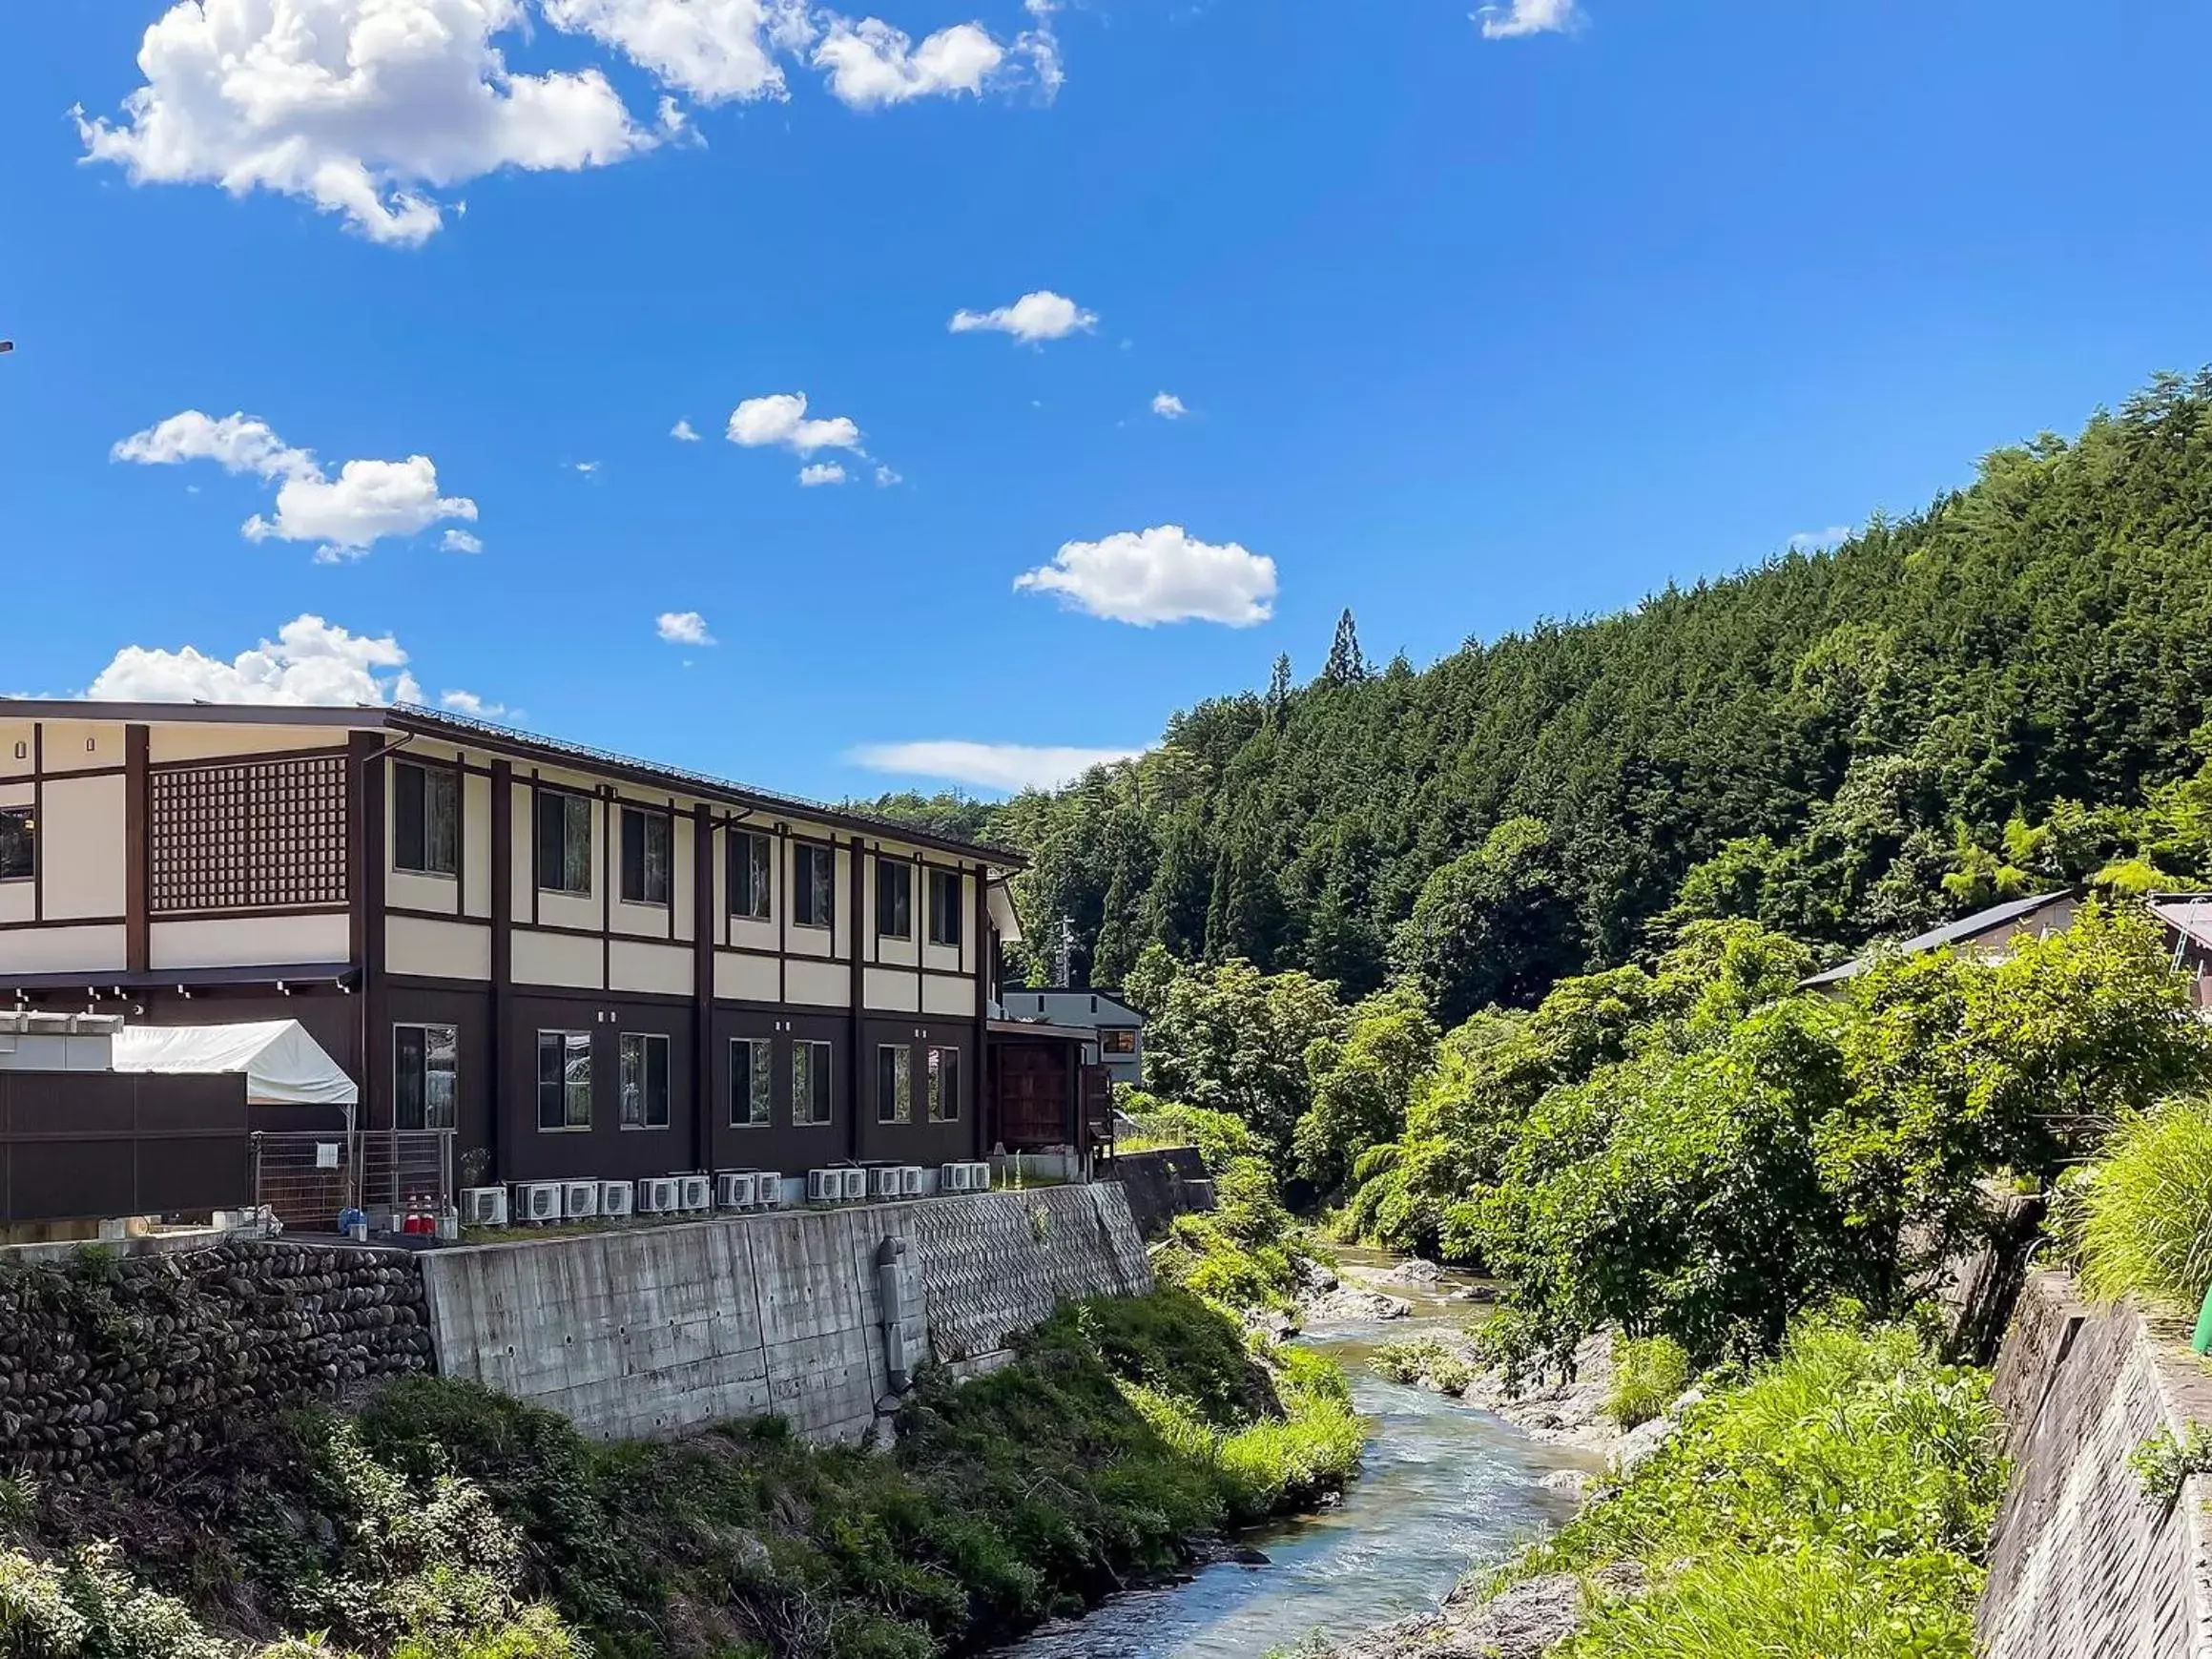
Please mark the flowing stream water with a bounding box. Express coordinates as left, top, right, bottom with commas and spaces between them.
1001, 1253, 1595, 1658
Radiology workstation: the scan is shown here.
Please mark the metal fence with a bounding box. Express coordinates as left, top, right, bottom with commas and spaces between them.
250, 1130, 454, 1232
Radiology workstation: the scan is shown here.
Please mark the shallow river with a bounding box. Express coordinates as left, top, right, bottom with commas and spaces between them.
1001, 1253, 1593, 1658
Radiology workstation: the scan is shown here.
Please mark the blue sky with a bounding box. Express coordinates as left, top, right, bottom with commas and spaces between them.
6, 1, 2212, 799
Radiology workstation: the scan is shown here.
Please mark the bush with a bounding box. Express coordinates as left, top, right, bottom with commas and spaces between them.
1604, 1336, 1691, 1429
1369, 1336, 1476, 1396
2073, 1094, 2212, 1316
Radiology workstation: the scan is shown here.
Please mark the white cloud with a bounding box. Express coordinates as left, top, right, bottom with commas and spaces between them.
949, 289, 1097, 343
1151, 391, 1188, 420
726, 392, 863, 455
542, 0, 811, 105
849, 739, 1143, 793
439, 688, 510, 718
572, 460, 602, 475
656, 610, 715, 645
671, 418, 701, 442
113, 409, 476, 561
874, 464, 903, 487
1017, 0, 1064, 98
1015, 525, 1277, 627
798, 461, 848, 487
814, 17, 1005, 108
1475, 0, 1582, 39
86, 613, 424, 706
76, 0, 654, 247
1788, 525, 1854, 551
442, 528, 484, 553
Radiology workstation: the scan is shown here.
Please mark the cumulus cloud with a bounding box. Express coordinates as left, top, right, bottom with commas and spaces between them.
442, 528, 484, 553
849, 739, 1143, 793
1014, 525, 1277, 627
814, 16, 1004, 107
113, 409, 476, 561
1151, 391, 1188, 420
86, 614, 424, 706
670, 418, 701, 441
874, 464, 903, 487
541, 0, 812, 105
439, 688, 510, 718
1475, 0, 1582, 39
75, 0, 655, 246
798, 461, 848, 487
656, 610, 715, 645
948, 289, 1097, 343
1788, 525, 1855, 551
726, 392, 864, 455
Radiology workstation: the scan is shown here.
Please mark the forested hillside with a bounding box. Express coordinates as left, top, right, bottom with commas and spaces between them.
869, 372, 2212, 998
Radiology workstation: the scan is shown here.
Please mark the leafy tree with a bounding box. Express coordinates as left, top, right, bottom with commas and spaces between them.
1388, 817, 1580, 1024
1142, 960, 1348, 1156
1292, 987, 1440, 1196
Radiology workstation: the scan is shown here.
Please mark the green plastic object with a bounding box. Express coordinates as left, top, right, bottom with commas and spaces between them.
2194, 1285, 2212, 1357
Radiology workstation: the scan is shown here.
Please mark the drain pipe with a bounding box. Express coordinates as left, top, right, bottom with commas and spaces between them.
877, 1235, 913, 1397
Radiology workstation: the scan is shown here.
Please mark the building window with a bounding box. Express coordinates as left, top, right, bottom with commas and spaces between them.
793, 1040, 833, 1126
536, 790, 593, 895
926, 1046, 960, 1123
0, 808, 31, 883
877, 1044, 913, 1125
620, 1032, 671, 1129
537, 1031, 592, 1130
392, 760, 458, 877
1101, 1027, 1138, 1056
731, 1037, 773, 1128
729, 831, 772, 921
393, 1024, 459, 1130
793, 842, 835, 929
876, 859, 913, 940
928, 869, 962, 947
620, 807, 672, 905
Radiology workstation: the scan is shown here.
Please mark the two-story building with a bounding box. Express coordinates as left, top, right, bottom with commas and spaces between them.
0, 700, 1033, 1205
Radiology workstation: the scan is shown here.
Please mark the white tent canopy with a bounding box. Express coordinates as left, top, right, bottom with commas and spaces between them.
110, 1020, 358, 1108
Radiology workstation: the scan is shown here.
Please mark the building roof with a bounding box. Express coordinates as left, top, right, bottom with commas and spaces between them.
0, 698, 1024, 869
2146, 894, 2212, 952
1800, 889, 2074, 988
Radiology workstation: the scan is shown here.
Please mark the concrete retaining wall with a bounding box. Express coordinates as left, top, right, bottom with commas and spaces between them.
1107, 1148, 1217, 1241
422, 1182, 1152, 1442
1977, 1271, 2212, 1658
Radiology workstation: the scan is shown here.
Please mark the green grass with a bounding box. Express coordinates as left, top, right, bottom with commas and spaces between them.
1603, 1335, 1691, 1429
2072, 1094, 2212, 1317
1368, 1336, 1477, 1396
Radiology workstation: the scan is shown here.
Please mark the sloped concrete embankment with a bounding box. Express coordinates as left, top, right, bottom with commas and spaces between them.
420, 1183, 1152, 1443
1977, 1271, 2212, 1658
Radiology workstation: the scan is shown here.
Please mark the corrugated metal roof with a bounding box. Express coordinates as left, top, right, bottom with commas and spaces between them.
1801, 890, 2074, 987
2147, 894, 2212, 952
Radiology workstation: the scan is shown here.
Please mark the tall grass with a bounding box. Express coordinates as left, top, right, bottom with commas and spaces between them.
2074, 1094, 2212, 1316
1602, 1335, 1690, 1429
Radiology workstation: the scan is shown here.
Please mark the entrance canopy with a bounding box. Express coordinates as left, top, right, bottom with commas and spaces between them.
110, 1020, 359, 1108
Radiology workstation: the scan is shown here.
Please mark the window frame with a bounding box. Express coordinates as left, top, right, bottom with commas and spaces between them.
927, 868, 962, 947
1100, 1027, 1138, 1056
792, 840, 837, 930
393, 1022, 459, 1130
792, 1039, 834, 1126
730, 1036, 774, 1129
619, 804, 673, 907
876, 857, 914, 941
728, 830, 773, 922
0, 806, 32, 884
619, 1031, 672, 1130
536, 1029, 593, 1131
392, 758, 459, 878
876, 1043, 914, 1126
535, 788, 594, 897
926, 1045, 961, 1124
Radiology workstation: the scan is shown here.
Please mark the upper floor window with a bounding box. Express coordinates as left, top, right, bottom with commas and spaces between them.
0, 808, 31, 883
620, 806, 672, 906
794, 842, 835, 929
793, 1040, 833, 1126
876, 858, 913, 940
537, 1030, 591, 1130
536, 789, 592, 895
729, 830, 772, 921
877, 1044, 913, 1125
394, 1024, 458, 1130
1101, 1027, 1138, 1057
928, 868, 962, 947
620, 1032, 671, 1129
393, 760, 457, 877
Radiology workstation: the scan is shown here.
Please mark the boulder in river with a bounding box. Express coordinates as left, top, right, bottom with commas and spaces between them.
1302, 1286, 1413, 1324
1377, 1258, 1444, 1287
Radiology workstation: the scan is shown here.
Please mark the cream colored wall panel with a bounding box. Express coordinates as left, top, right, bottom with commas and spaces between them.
512, 928, 604, 991
387, 916, 492, 982
0, 923, 126, 975
389, 869, 460, 916
150, 913, 349, 970
672, 816, 695, 943
462, 773, 493, 918
148, 726, 350, 762
36, 721, 123, 774
922, 942, 960, 975
877, 935, 919, 969
38, 775, 126, 920
785, 959, 850, 1008
714, 952, 779, 1004
0, 782, 30, 810
610, 898, 673, 938
731, 916, 778, 954
922, 973, 975, 1020
835, 847, 853, 959
509, 784, 534, 917
864, 966, 920, 1014
536, 889, 600, 933
0, 882, 34, 926
787, 925, 833, 959
0, 723, 31, 775
610, 939, 693, 998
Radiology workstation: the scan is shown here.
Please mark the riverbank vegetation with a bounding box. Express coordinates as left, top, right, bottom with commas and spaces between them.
0, 1289, 1361, 1659
2064, 1092, 2212, 1317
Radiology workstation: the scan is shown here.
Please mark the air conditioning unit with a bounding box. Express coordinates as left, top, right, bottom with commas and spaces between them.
808, 1168, 846, 1204
716, 1172, 758, 1210
940, 1162, 974, 1193
967, 1161, 994, 1192
637, 1177, 680, 1214
840, 1168, 871, 1202
461, 1186, 508, 1227
600, 1180, 635, 1218
898, 1165, 924, 1198
867, 1165, 903, 1200
512, 1181, 563, 1224
563, 1180, 600, 1220
753, 1171, 786, 1208
679, 1174, 713, 1212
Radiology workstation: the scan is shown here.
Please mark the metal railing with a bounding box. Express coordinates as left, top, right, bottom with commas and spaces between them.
250, 1130, 454, 1232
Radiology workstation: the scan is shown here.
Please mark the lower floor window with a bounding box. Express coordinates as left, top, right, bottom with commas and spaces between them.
538, 1031, 591, 1130
926, 1045, 960, 1123
393, 1023, 458, 1130
621, 1032, 671, 1129
877, 1044, 913, 1125
793, 1040, 833, 1126
731, 1037, 772, 1128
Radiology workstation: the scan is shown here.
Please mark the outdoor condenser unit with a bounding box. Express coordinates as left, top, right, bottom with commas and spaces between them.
867, 1165, 904, 1200
940, 1163, 974, 1193
637, 1177, 680, 1214
715, 1172, 758, 1210
562, 1181, 600, 1220
839, 1168, 871, 1202
462, 1187, 508, 1227
898, 1166, 924, 1198
807, 1169, 845, 1203
752, 1171, 786, 1207
600, 1180, 636, 1218
513, 1182, 563, 1223
966, 1161, 994, 1192
678, 1174, 713, 1212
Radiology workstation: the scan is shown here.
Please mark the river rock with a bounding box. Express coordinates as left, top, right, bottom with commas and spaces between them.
1302, 1286, 1412, 1324
1538, 1467, 1593, 1497
1321, 1562, 1644, 1659
1378, 1258, 1444, 1287
1610, 1413, 1678, 1476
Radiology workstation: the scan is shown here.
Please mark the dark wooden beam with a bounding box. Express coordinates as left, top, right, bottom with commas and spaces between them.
124, 725, 148, 974
488, 758, 512, 1183
848, 837, 864, 1163
692, 801, 713, 1175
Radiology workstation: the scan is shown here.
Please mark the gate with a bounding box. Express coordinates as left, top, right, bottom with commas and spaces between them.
251, 1130, 454, 1231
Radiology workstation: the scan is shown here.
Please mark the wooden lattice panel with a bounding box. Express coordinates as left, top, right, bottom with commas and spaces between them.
150, 755, 349, 914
